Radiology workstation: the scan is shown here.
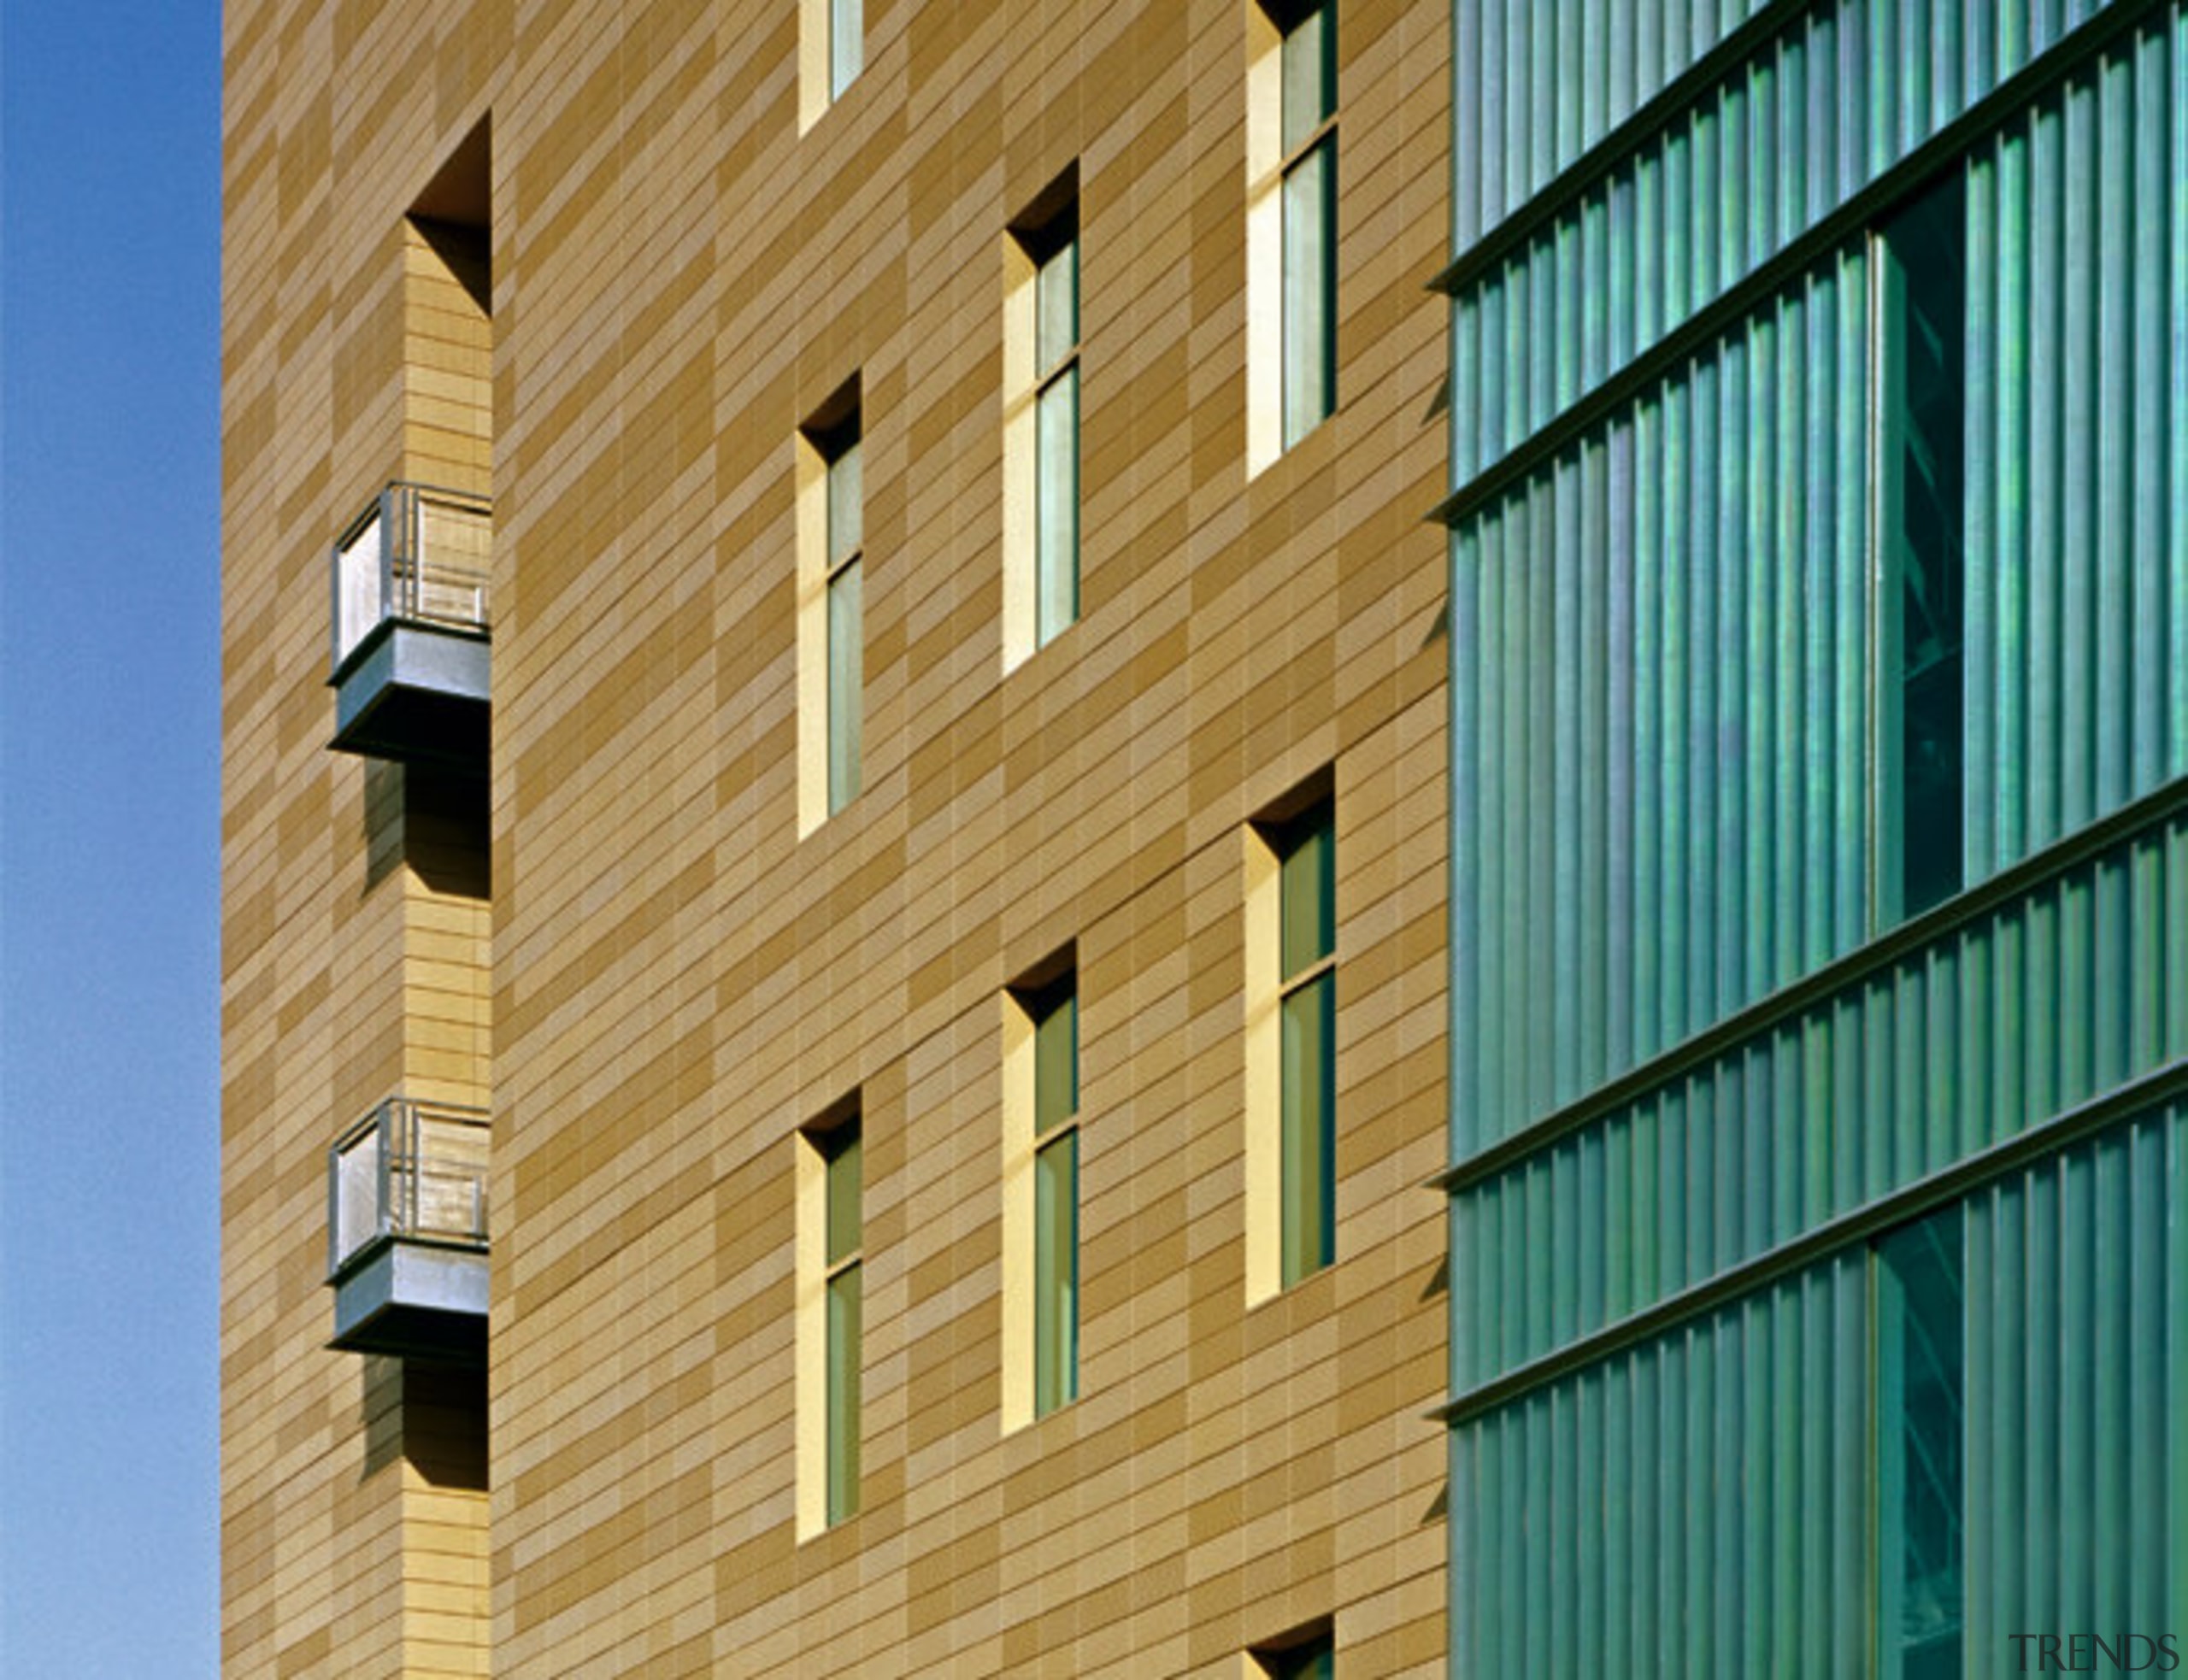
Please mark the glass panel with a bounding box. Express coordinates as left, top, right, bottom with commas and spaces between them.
826, 556, 863, 813
1278, 802, 1335, 978
1279, 967, 1336, 1284
1035, 238, 1078, 374
1877, 1207, 1964, 1680
1281, 139, 1336, 448
413, 1110, 488, 1240
826, 439, 862, 569
826, 1262, 862, 1523
333, 1125, 382, 1266
1033, 1130, 1079, 1416
1035, 366, 1079, 646
1279, 2, 1333, 155
1268, 1633, 1334, 1680
828, 0, 862, 98
824, 1124, 862, 1266
334, 506, 383, 666
1879, 173, 1966, 921
1032, 984, 1078, 1136
415, 496, 489, 629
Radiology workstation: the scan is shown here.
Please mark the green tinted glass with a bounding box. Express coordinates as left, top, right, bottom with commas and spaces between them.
1033, 1129, 1079, 1416
1877, 1207, 1963, 1679
1279, 967, 1336, 1284
825, 1262, 862, 1523
1279, 3, 1333, 156
826, 556, 862, 812
1878, 174, 1966, 923
826, 438, 862, 568
824, 1125, 862, 1266
1032, 984, 1078, 1137
1280, 138, 1335, 448
1279, 803, 1334, 978
1268, 1632, 1334, 1680
1035, 237, 1078, 374
1035, 365, 1079, 645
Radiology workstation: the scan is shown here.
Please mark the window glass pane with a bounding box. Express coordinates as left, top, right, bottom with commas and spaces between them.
1879, 173, 1965, 921
824, 1125, 862, 1265
334, 505, 384, 666
1035, 237, 1078, 374
1281, 138, 1335, 448
826, 556, 862, 812
1035, 365, 1079, 645
825, 1262, 862, 1523
826, 439, 862, 569
1033, 1129, 1079, 1416
1279, 3, 1333, 155
1279, 967, 1336, 1284
332, 1125, 382, 1266
1268, 1632, 1334, 1680
1279, 803, 1334, 978
829, 0, 862, 97
1877, 1207, 1963, 1680
1033, 985, 1078, 1136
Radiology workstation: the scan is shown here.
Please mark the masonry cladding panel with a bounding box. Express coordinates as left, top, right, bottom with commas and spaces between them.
222, 1, 1450, 1675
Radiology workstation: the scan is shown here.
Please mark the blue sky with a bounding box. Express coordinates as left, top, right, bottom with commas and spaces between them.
1, 1, 222, 1672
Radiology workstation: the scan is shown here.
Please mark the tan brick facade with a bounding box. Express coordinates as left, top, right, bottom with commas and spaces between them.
221, 2, 1448, 1674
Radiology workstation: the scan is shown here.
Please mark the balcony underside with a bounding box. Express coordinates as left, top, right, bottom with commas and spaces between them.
330, 620, 489, 765
329, 1239, 487, 1363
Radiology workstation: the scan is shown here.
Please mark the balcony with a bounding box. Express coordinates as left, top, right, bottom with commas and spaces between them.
326, 1098, 489, 1361
327, 483, 490, 765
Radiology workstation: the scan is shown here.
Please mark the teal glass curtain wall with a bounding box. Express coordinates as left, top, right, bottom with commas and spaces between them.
1453, 3, 2188, 1159
1451, 1252, 1876, 1676
1447, 1, 2188, 1673
1453, 801, 2188, 1384
1450, 245, 1877, 1155
1450, 1101, 2188, 1677
1963, 24, 2188, 870
1450, 0, 2179, 485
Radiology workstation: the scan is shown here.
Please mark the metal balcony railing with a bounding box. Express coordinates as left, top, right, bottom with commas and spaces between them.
326, 1097, 490, 1280
329, 482, 491, 678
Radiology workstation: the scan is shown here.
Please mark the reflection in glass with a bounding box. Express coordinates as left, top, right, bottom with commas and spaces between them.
1878, 1207, 1964, 1680
828, 0, 862, 97
1879, 173, 1966, 920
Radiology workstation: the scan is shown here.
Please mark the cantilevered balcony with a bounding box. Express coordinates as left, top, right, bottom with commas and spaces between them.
326, 1097, 488, 1362
327, 483, 490, 765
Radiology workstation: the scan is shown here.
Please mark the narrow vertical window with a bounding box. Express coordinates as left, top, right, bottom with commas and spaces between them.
828, 0, 862, 98
1032, 226, 1079, 647
1876, 1207, 1964, 1679
1275, 802, 1335, 1284
821, 1118, 862, 1526
1245, 778, 1336, 1302
798, 382, 863, 835
1245, 0, 1338, 470
1003, 173, 1080, 668
799, 0, 862, 128
1002, 954, 1081, 1429
1276, 0, 1336, 448
1875, 173, 1966, 923
825, 428, 863, 814
1251, 1623, 1335, 1680
1031, 979, 1079, 1416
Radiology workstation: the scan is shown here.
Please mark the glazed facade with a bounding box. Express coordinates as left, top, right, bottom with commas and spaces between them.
1443, 1, 2188, 1672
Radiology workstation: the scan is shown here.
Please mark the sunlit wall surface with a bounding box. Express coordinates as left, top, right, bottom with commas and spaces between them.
1444, 1, 2188, 1671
